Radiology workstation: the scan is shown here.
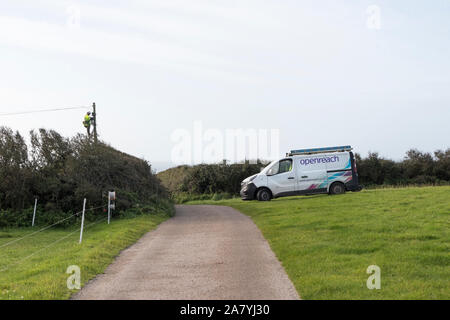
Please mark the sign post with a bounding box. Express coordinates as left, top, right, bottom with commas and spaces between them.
108, 191, 116, 225
108, 194, 110, 225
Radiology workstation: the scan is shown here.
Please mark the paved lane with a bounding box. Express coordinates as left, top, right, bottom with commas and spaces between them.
73, 205, 299, 300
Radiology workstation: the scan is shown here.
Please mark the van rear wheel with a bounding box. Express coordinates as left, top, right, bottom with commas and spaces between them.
257, 188, 272, 201
329, 182, 346, 195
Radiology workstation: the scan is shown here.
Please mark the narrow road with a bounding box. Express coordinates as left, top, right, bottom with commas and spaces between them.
73, 205, 299, 300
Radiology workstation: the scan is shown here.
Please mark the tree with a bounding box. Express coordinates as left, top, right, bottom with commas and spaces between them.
0, 126, 169, 217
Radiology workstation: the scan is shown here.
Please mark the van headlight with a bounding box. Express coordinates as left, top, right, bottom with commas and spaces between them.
242, 175, 257, 186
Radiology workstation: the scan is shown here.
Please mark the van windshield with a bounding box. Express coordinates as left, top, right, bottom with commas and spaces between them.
261, 160, 278, 175
264, 159, 293, 176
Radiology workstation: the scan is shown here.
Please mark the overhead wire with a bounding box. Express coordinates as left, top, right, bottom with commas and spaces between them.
0, 106, 90, 117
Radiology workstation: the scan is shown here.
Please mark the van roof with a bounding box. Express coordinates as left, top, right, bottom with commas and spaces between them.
289, 145, 352, 156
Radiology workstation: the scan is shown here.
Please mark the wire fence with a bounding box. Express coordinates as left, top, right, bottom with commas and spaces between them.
0, 215, 108, 273
0, 204, 107, 249
0, 196, 113, 273
0, 212, 79, 249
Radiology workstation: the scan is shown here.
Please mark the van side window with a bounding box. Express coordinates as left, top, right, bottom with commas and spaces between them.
279, 159, 293, 174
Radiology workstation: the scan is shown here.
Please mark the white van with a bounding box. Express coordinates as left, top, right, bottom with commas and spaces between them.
240, 146, 362, 201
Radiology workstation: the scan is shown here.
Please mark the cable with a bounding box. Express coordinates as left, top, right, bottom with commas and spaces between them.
0, 204, 106, 249
0, 213, 79, 249
83, 215, 109, 231
0, 216, 108, 272
0, 106, 90, 117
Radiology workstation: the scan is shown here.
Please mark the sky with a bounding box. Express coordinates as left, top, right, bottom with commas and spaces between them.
0, 0, 449, 172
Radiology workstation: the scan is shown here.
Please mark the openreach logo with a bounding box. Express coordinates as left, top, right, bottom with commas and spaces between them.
299, 156, 339, 166
171, 121, 280, 165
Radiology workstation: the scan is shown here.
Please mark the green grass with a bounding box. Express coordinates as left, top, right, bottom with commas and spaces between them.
0, 213, 170, 300
188, 186, 450, 299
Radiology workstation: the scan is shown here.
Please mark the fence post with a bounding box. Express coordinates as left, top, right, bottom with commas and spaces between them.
79, 198, 86, 244
32, 198, 38, 227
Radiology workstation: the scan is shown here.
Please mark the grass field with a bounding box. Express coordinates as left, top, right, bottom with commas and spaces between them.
189, 186, 450, 299
0, 213, 170, 300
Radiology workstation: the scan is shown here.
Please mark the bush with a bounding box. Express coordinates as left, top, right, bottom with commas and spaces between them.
161, 149, 449, 201
0, 126, 172, 228
355, 148, 450, 187
159, 161, 267, 197
116, 196, 175, 219
171, 192, 235, 204
0, 207, 77, 228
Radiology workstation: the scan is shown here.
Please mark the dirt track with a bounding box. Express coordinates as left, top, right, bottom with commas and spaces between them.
73, 205, 299, 300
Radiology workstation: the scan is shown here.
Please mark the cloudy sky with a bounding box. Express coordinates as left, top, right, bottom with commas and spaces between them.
0, 0, 449, 171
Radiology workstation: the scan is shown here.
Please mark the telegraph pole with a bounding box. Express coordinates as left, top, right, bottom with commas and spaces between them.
92, 102, 98, 143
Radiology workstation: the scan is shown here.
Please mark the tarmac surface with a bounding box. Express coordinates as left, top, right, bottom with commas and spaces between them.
73, 205, 299, 300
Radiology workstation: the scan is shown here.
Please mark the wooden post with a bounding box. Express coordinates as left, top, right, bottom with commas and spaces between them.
92, 102, 98, 143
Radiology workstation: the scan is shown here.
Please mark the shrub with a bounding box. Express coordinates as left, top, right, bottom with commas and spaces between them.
0, 126, 171, 228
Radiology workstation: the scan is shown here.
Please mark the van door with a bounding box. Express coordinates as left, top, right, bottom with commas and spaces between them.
266, 158, 296, 197
325, 152, 353, 186
295, 156, 328, 193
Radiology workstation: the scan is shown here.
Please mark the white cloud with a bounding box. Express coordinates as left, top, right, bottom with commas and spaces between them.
1, 0, 286, 83
0, 16, 223, 65
1, 0, 448, 162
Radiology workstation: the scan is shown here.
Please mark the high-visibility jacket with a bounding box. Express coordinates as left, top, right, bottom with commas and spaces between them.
83, 115, 91, 127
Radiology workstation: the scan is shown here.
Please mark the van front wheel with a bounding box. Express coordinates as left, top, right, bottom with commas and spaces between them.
329, 182, 346, 195
257, 188, 272, 201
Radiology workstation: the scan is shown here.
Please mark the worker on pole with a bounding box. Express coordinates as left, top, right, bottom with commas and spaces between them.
83, 111, 93, 137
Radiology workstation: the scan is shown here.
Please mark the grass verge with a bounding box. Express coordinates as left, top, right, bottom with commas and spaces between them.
0, 211, 171, 300
188, 186, 450, 299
